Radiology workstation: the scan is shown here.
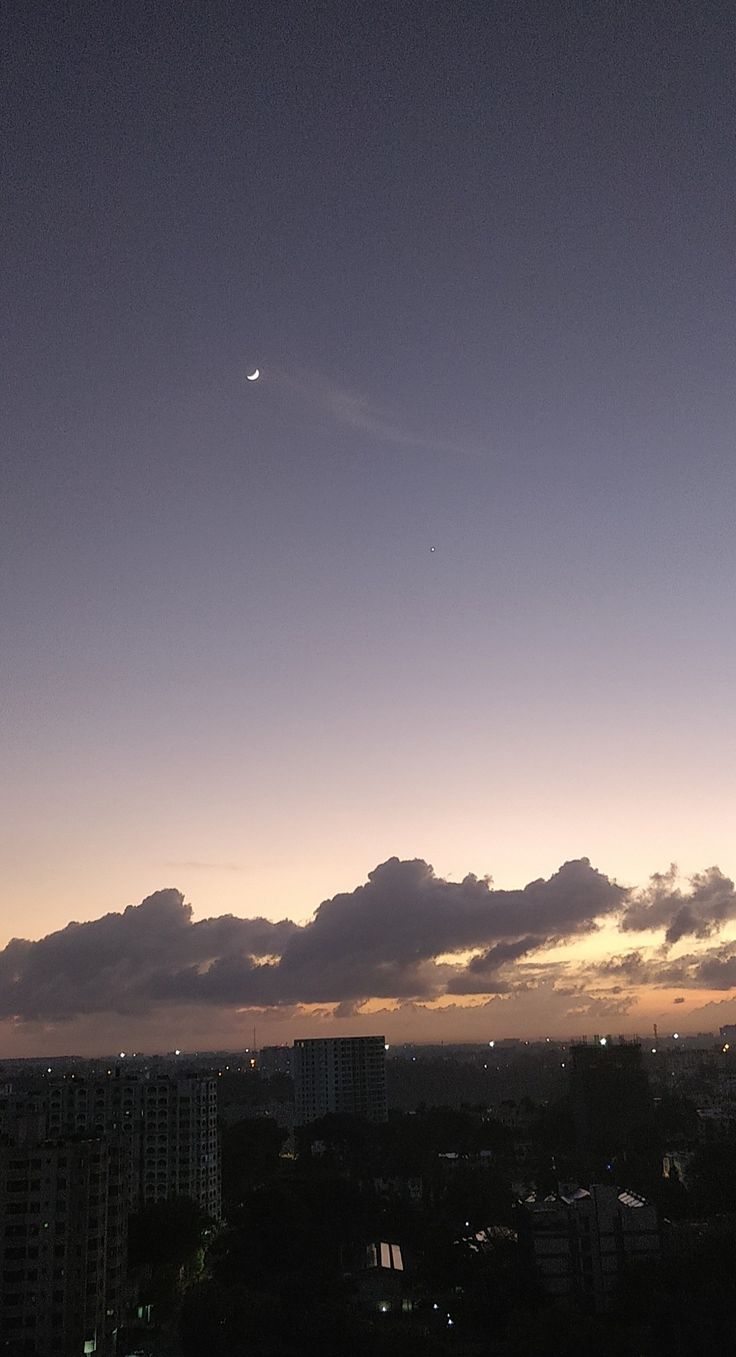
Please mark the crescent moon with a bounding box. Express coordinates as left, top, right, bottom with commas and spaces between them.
246, 368, 260, 381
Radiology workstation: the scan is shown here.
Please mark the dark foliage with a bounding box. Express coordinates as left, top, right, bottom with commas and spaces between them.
221, 1115, 287, 1207
128, 1194, 207, 1272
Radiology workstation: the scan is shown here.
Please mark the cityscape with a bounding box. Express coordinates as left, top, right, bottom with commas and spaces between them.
3, 0, 734, 1353
3, 1030, 736, 1353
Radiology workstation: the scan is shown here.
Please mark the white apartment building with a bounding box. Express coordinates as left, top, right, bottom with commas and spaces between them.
293, 1036, 388, 1125
46, 1073, 220, 1220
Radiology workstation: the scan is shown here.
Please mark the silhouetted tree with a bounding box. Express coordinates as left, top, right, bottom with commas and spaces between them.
221, 1115, 286, 1206
128, 1194, 207, 1271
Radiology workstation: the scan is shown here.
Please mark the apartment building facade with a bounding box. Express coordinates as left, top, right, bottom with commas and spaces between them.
293, 1036, 388, 1125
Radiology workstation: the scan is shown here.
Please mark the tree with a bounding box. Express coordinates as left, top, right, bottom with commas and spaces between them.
128, 1194, 208, 1272
221, 1116, 286, 1206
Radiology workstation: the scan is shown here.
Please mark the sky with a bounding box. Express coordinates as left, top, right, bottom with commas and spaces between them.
1, 0, 734, 1054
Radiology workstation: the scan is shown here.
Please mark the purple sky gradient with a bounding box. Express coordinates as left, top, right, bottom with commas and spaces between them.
1, 1, 734, 1050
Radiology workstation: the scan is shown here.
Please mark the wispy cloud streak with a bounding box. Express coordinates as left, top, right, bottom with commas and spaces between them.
270, 367, 482, 458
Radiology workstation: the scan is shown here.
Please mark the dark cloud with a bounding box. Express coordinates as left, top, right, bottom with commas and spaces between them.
4, 858, 733, 1028
269, 857, 623, 1004
446, 937, 541, 994
596, 950, 650, 982
592, 941, 736, 994
0, 891, 297, 1022
0, 858, 624, 1022
621, 866, 736, 945
687, 948, 736, 991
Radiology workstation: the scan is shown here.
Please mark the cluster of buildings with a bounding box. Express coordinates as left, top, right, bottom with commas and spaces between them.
292, 1036, 666, 1315
7, 1029, 725, 1342
0, 1070, 220, 1356
0, 1036, 387, 1354
516, 1184, 659, 1309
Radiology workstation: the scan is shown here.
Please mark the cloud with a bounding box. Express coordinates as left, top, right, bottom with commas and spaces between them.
0, 890, 297, 1022
678, 993, 736, 1029
0, 858, 624, 1023
272, 368, 478, 457
685, 947, 736, 991
3, 857, 734, 1034
446, 937, 543, 994
591, 939, 736, 993
595, 950, 651, 983
268, 856, 624, 1005
621, 865, 736, 945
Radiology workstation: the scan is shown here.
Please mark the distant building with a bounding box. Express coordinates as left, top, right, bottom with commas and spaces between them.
0, 1133, 126, 1356
46, 1074, 221, 1219
570, 1040, 653, 1176
293, 1036, 388, 1124
517, 1183, 660, 1311
257, 1045, 294, 1077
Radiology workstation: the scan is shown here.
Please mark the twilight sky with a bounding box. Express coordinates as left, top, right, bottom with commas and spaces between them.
1, 1, 734, 1053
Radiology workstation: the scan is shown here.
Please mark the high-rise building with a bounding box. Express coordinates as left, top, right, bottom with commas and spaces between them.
517, 1183, 660, 1311
46, 1073, 221, 1220
569, 1040, 653, 1177
0, 1133, 126, 1356
138, 1076, 219, 1218
293, 1036, 388, 1124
